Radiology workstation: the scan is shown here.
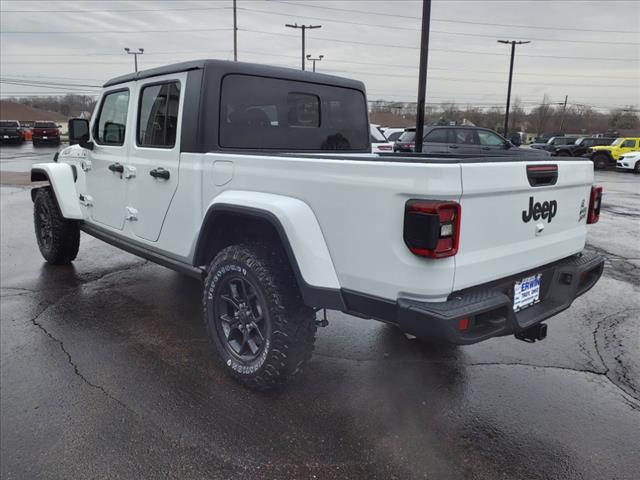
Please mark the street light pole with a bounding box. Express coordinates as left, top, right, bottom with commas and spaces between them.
306, 54, 324, 72
498, 39, 530, 137
124, 47, 144, 72
233, 0, 238, 61
414, 0, 432, 153
285, 23, 322, 70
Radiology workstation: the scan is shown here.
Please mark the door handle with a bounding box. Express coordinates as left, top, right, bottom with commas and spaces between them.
482, 147, 491, 150
108, 163, 124, 173
149, 167, 170, 180
449, 145, 459, 149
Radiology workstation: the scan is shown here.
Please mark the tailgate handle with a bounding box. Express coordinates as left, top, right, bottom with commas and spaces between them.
527, 164, 558, 187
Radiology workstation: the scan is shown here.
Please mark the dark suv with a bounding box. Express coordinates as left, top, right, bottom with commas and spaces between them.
32, 121, 61, 146
529, 136, 577, 152
0, 120, 24, 144
393, 126, 549, 157
553, 137, 613, 157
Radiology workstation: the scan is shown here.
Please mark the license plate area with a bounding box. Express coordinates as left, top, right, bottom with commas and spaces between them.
513, 274, 541, 312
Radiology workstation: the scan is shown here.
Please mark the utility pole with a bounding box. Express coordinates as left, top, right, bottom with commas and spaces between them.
124, 47, 144, 72
306, 54, 323, 72
559, 95, 568, 132
233, 0, 238, 61
285, 23, 322, 70
414, 0, 432, 153
498, 39, 530, 137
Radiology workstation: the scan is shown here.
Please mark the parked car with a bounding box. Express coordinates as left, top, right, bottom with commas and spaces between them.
0, 120, 24, 144
31, 59, 603, 390
381, 127, 406, 143
370, 124, 394, 153
393, 126, 549, 157
616, 151, 640, 173
589, 137, 640, 169
533, 132, 563, 144
553, 137, 613, 157
32, 121, 61, 146
530, 136, 577, 152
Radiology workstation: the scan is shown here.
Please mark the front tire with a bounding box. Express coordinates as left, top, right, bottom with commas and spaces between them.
33, 187, 80, 264
203, 244, 317, 390
593, 153, 609, 170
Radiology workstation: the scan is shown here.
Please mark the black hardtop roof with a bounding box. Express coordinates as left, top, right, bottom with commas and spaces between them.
103, 59, 366, 91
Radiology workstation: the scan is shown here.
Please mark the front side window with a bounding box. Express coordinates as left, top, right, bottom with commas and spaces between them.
477, 130, 504, 146
95, 90, 130, 146
138, 81, 181, 148
621, 139, 636, 148
219, 74, 368, 151
455, 129, 477, 145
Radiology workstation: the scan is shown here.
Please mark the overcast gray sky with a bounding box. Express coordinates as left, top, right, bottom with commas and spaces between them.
1, 0, 638, 112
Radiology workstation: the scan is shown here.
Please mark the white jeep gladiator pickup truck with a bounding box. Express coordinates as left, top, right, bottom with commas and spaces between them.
31, 60, 604, 390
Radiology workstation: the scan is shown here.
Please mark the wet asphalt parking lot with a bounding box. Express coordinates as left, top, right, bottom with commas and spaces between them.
1, 143, 639, 479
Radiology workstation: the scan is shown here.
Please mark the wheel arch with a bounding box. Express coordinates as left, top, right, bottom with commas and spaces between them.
193, 192, 345, 310
30, 163, 83, 220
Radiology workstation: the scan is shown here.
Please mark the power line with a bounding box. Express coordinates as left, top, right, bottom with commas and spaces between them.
238, 5, 639, 46
1, 27, 232, 35
1, 6, 229, 14
240, 28, 639, 62
270, 0, 640, 35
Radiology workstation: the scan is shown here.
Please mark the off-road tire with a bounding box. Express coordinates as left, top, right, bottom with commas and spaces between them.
593, 153, 609, 170
203, 243, 316, 390
33, 187, 80, 264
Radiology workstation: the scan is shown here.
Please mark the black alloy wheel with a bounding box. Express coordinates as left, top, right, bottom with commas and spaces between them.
214, 275, 270, 361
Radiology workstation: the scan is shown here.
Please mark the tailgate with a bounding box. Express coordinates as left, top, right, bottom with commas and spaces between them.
454, 160, 594, 291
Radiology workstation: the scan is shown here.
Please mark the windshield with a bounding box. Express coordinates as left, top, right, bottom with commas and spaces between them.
34, 122, 57, 128
611, 138, 624, 146
370, 125, 387, 143
398, 130, 416, 142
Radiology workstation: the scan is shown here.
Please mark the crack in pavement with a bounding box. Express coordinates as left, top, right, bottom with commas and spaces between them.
593, 307, 640, 404
586, 245, 639, 285
28, 301, 131, 412
467, 362, 640, 412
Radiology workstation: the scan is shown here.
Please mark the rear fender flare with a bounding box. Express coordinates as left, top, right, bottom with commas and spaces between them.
195, 191, 343, 309
31, 163, 83, 220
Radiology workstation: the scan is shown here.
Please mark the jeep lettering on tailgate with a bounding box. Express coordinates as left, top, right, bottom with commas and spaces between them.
522, 196, 558, 223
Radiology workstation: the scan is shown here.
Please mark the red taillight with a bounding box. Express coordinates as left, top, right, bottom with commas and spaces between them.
404, 200, 461, 258
587, 185, 603, 224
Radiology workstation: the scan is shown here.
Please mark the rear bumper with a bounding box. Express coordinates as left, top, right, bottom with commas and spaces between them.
32, 136, 60, 143
0, 134, 23, 142
396, 250, 604, 345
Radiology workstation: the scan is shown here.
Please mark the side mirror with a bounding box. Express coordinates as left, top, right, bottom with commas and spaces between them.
68, 118, 93, 149
504, 140, 513, 149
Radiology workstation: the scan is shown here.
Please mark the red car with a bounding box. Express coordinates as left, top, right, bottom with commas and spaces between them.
32, 121, 61, 146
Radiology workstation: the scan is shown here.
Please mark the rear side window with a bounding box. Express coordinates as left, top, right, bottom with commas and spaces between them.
219, 74, 368, 151
95, 89, 130, 146
137, 81, 181, 148
424, 129, 449, 143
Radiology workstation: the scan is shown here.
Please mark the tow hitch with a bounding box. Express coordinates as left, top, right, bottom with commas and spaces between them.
515, 323, 547, 343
